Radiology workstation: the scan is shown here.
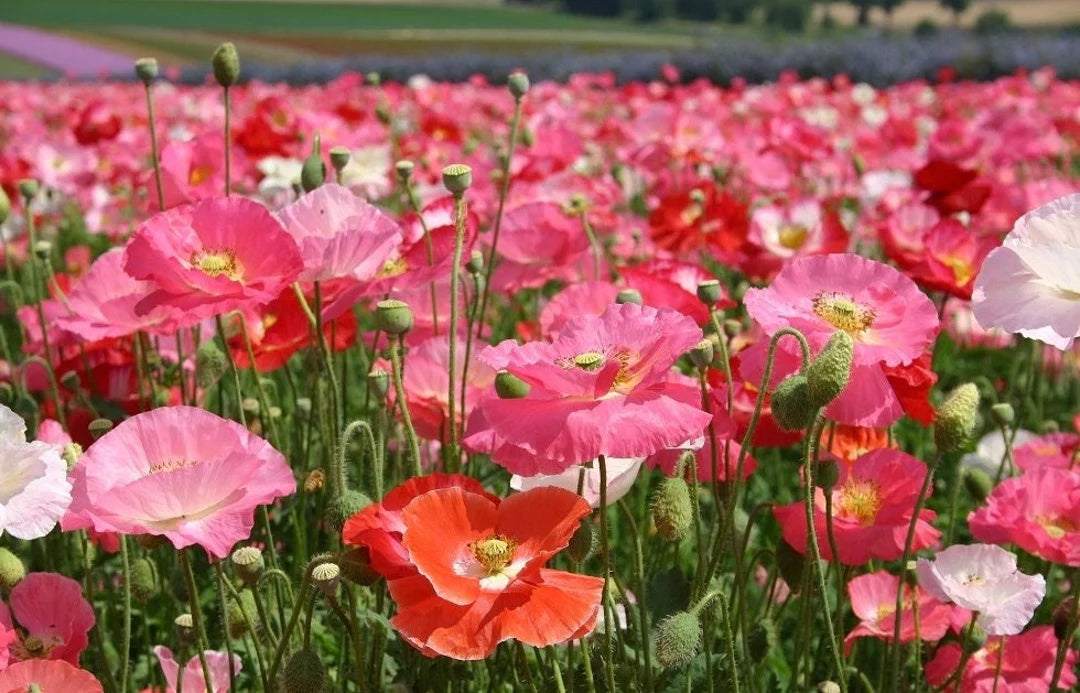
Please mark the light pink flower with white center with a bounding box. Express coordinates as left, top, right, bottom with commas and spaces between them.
509, 456, 643, 509
0, 404, 72, 540
916, 544, 1045, 636
973, 192, 1080, 350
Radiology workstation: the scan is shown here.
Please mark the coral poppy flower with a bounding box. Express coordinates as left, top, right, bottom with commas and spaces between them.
0, 404, 72, 541
64, 406, 295, 559
743, 253, 939, 427
343, 474, 499, 581
388, 486, 603, 659
229, 289, 356, 373
153, 646, 241, 693
844, 570, 967, 655
819, 424, 893, 463
969, 467, 1080, 566
0, 659, 103, 692
123, 196, 304, 325
880, 351, 938, 426
463, 303, 712, 475
924, 627, 1075, 692
0, 573, 95, 665
277, 183, 402, 282
772, 449, 940, 565
972, 193, 1080, 350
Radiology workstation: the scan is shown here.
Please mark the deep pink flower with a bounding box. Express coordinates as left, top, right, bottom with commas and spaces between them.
1013, 432, 1080, 472
463, 303, 712, 475
153, 646, 240, 693
64, 406, 295, 559
0, 659, 103, 692
0, 573, 94, 666
123, 196, 304, 324
845, 570, 967, 655
925, 627, 1075, 692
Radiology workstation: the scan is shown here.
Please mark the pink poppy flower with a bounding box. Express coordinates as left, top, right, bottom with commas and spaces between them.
123, 196, 304, 324
620, 259, 733, 326
772, 449, 940, 565
64, 406, 295, 559
0, 573, 95, 665
969, 467, 1080, 566
844, 570, 967, 655
490, 201, 593, 292
277, 183, 402, 282
510, 456, 643, 509
917, 544, 1045, 636
1012, 432, 1080, 472
0, 404, 72, 540
743, 253, 939, 426
0, 659, 103, 692
153, 646, 241, 693
925, 626, 1076, 692
538, 281, 618, 338
462, 303, 712, 475
156, 132, 245, 210
972, 192, 1080, 350
748, 199, 847, 262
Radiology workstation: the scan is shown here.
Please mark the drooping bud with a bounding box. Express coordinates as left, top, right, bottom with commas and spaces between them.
770, 375, 815, 431
375, 299, 413, 335
507, 71, 530, 100
990, 402, 1014, 427
654, 611, 702, 669
134, 57, 158, 85
211, 42, 240, 87
495, 370, 531, 399
328, 146, 350, 175
567, 518, 596, 563
0, 548, 26, 592
934, 383, 980, 453
195, 339, 228, 390
805, 331, 854, 407
651, 477, 693, 542
227, 590, 256, 639
441, 164, 472, 196
283, 648, 328, 693
696, 280, 721, 305
326, 490, 372, 534
688, 339, 713, 371
88, 418, 113, 440
615, 288, 642, 305
311, 562, 341, 596
747, 618, 778, 663
130, 557, 158, 603
963, 468, 993, 503
230, 546, 264, 588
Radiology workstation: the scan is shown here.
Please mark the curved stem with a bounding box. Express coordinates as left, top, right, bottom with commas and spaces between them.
388, 335, 422, 476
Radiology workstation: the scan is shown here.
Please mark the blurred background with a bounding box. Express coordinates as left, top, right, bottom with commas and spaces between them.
1, 0, 1078, 82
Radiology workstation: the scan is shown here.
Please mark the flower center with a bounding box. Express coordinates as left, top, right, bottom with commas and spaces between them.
812, 291, 876, 334
191, 248, 242, 280
1037, 514, 1077, 540
940, 254, 975, 286
961, 573, 985, 586
778, 225, 809, 250
837, 479, 882, 525
188, 165, 214, 187
470, 535, 516, 574
572, 351, 605, 371
12, 634, 62, 660
148, 458, 198, 475
378, 256, 408, 278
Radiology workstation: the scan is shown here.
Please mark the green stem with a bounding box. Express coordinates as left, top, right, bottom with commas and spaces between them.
143, 81, 166, 210
446, 192, 467, 471
389, 335, 422, 476
179, 549, 215, 693
212, 564, 238, 692
223, 87, 232, 196
597, 454, 618, 693
118, 536, 132, 693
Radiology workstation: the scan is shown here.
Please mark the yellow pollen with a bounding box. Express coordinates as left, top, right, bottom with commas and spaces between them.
562, 194, 590, 217
572, 351, 605, 371
941, 255, 975, 286
470, 535, 516, 574
191, 249, 242, 280
1037, 515, 1077, 540
149, 458, 198, 475
961, 573, 985, 586
188, 166, 213, 187
680, 203, 704, 226
778, 225, 809, 250
263, 313, 279, 331
837, 479, 882, 526
812, 291, 876, 334
378, 256, 408, 278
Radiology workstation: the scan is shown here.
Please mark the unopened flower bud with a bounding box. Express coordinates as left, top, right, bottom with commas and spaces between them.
567, 518, 596, 563
0, 188, 10, 224
747, 618, 778, 663
130, 557, 158, 603
368, 368, 390, 399
654, 611, 701, 669
283, 648, 328, 693
507, 71, 530, 100
441, 164, 472, 196
311, 562, 341, 596
211, 42, 240, 87
328, 146, 350, 174
616, 288, 642, 305
495, 370, 531, 399
815, 459, 840, 492
230, 546, 264, 588
134, 57, 159, 85
394, 160, 414, 182
300, 152, 326, 192
963, 624, 987, 650
990, 403, 1014, 427
723, 319, 742, 337
88, 418, 113, 440
651, 476, 692, 542
806, 331, 854, 408
327, 490, 372, 533
770, 375, 815, 432
195, 339, 228, 390
689, 339, 713, 371
934, 383, 980, 453
376, 299, 413, 335
963, 468, 993, 503
696, 280, 721, 305
464, 250, 483, 275
0, 548, 25, 592
227, 590, 256, 639
18, 179, 39, 202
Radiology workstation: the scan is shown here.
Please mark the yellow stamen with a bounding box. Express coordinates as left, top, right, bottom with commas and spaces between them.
470, 535, 516, 574
191, 249, 242, 281
837, 479, 882, 526
778, 225, 809, 250
812, 291, 876, 334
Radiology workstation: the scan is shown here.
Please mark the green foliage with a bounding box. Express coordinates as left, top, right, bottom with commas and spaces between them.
764, 0, 811, 32
565, 0, 624, 17
914, 16, 939, 36
974, 8, 1012, 35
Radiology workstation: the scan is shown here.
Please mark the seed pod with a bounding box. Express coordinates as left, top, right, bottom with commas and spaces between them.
283, 648, 327, 693
441, 164, 472, 195
375, 300, 413, 335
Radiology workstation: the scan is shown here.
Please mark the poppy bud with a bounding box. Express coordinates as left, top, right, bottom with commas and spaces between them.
990, 402, 1014, 427
211, 42, 240, 87
230, 546, 264, 588
816, 459, 840, 492
375, 299, 413, 335
567, 518, 596, 563
654, 611, 701, 669
311, 562, 341, 597
134, 57, 158, 85
195, 339, 228, 390
466, 250, 484, 275
689, 339, 713, 371
934, 383, 979, 453
18, 179, 38, 202
616, 288, 642, 305
696, 280, 721, 305
0, 548, 25, 592
723, 319, 742, 337
495, 370, 531, 399
227, 590, 256, 639
651, 477, 692, 542
394, 159, 414, 183
283, 648, 328, 693
963, 468, 993, 503
507, 71, 530, 100
300, 152, 326, 193
130, 557, 158, 603
771, 375, 815, 431
806, 331, 854, 407
0, 187, 10, 224
328, 146, 350, 175
88, 418, 113, 440
818, 682, 841, 693
747, 618, 777, 663
327, 490, 372, 534
368, 368, 390, 399
441, 164, 472, 196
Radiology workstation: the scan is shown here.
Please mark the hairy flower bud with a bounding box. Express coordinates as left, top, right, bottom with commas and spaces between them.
775, 539, 804, 594
495, 370, 531, 399
805, 331, 854, 407
211, 42, 240, 87
227, 590, 256, 639
368, 368, 390, 399
963, 468, 993, 503
0, 548, 25, 592
770, 375, 815, 432
326, 490, 372, 533
300, 152, 326, 193
195, 339, 228, 390
567, 518, 596, 563
816, 459, 840, 492
934, 383, 980, 453
283, 648, 328, 693
375, 299, 413, 335
441, 164, 472, 195
651, 477, 692, 542
130, 557, 158, 603
654, 611, 701, 669
338, 547, 381, 586
747, 618, 778, 663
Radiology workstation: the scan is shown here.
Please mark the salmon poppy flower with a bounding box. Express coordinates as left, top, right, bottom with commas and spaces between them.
0, 573, 95, 666
387, 486, 603, 659
0, 659, 103, 692
64, 406, 295, 559
123, 196, 304, 324
844, 570, 967, 655
772, 448, 940, 565
463, 303, 712, 475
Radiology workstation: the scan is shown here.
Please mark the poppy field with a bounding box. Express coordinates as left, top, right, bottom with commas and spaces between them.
0, 43, 1079, 692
